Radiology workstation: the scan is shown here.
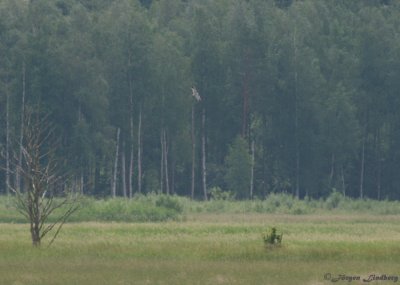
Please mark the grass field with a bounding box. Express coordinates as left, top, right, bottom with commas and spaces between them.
1, 213, 400, 285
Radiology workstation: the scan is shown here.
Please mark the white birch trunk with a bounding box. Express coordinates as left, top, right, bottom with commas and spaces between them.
250, 140, 255, 199
360, 139, 365, 199
160, 130, 164, 194
201, 107, 207, 201
329, 153, 335, 188
376, 130, 382, 200
137, 107, 142, 194
293, 22, 300, 199
16, 62, 26, 193
129, 145, 134, 199
191, 104, 195, 199
121, 141, 127, 198
112, 128, 120, 198
129, 74, 134, 199
341, 165, 346, 197
80, 170, 84, 195
171, 157, 175, 194
5, 82, 10, 195
163, 129, 170, 195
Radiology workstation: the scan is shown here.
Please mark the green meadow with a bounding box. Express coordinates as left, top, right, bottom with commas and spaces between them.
2, 212, 400, 285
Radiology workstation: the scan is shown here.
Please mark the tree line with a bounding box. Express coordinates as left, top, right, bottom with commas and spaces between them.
1, 0, 400, 200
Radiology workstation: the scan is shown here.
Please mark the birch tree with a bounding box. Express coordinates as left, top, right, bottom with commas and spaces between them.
137, 107, 142, 194
112, 128, 120, 198
5, 81, 10, 196
191, 87, 201, 199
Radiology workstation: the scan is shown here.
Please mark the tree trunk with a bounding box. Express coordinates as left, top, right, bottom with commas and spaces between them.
262, 115, 267, 197
377, 153, 382, 200
242, 52, 250, 138
90, 163, 95, 194
191, 104, 195, 199
129, 73, 134, 199
121, 141, 127, 198
329, 153, 335, 189
294, 84, 300, 198
30, 191, 41, 247
16, 62, 26, 193
341, 165, 346, 197
201, 107, 207, 201
80, 169, 84, 195
95, 157, 100, 196
163, 129, 170, 195
360, 139, 365, 199
112, 128, 120, 198
262, 148, 267, 197
129, 145, 134, 199
376, 129, 382, 200
160, 130, 164, 194
5, 82, 10, 195
293, 23, 300, 199
14, 109, 79, 247
171, 155, 175, 194
250, 140, 255, 199
31, 219, 41, 247
137, 107, 142, 194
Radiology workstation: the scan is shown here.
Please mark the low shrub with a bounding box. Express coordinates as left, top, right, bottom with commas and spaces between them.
54, 195, 184, 223
263, 227, 283, 247
155, 195, 184, 213
325, 191, 345, 210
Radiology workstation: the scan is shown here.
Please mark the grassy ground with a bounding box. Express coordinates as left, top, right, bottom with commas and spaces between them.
1, 213, 400, 285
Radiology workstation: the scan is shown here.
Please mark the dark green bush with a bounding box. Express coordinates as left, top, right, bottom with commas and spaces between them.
263, 227, 283, 247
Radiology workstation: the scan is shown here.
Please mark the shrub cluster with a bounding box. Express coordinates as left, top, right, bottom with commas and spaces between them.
3, 192, 400, 223
183, 192, 400, 215
0, 194, 184, 223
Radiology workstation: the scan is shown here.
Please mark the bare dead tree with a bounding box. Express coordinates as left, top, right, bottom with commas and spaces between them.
7, 109, 78, 247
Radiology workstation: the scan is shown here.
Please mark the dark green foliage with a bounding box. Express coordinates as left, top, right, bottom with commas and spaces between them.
2, 0, 400, 202
263, 227, 283, 247
224, 136, 252, 199
209, 187, 235, 201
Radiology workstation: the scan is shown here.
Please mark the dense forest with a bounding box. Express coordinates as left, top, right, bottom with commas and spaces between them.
1, 0, 400, 200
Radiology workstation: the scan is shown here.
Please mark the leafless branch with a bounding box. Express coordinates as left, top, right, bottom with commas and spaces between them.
1, 107, 80, 247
